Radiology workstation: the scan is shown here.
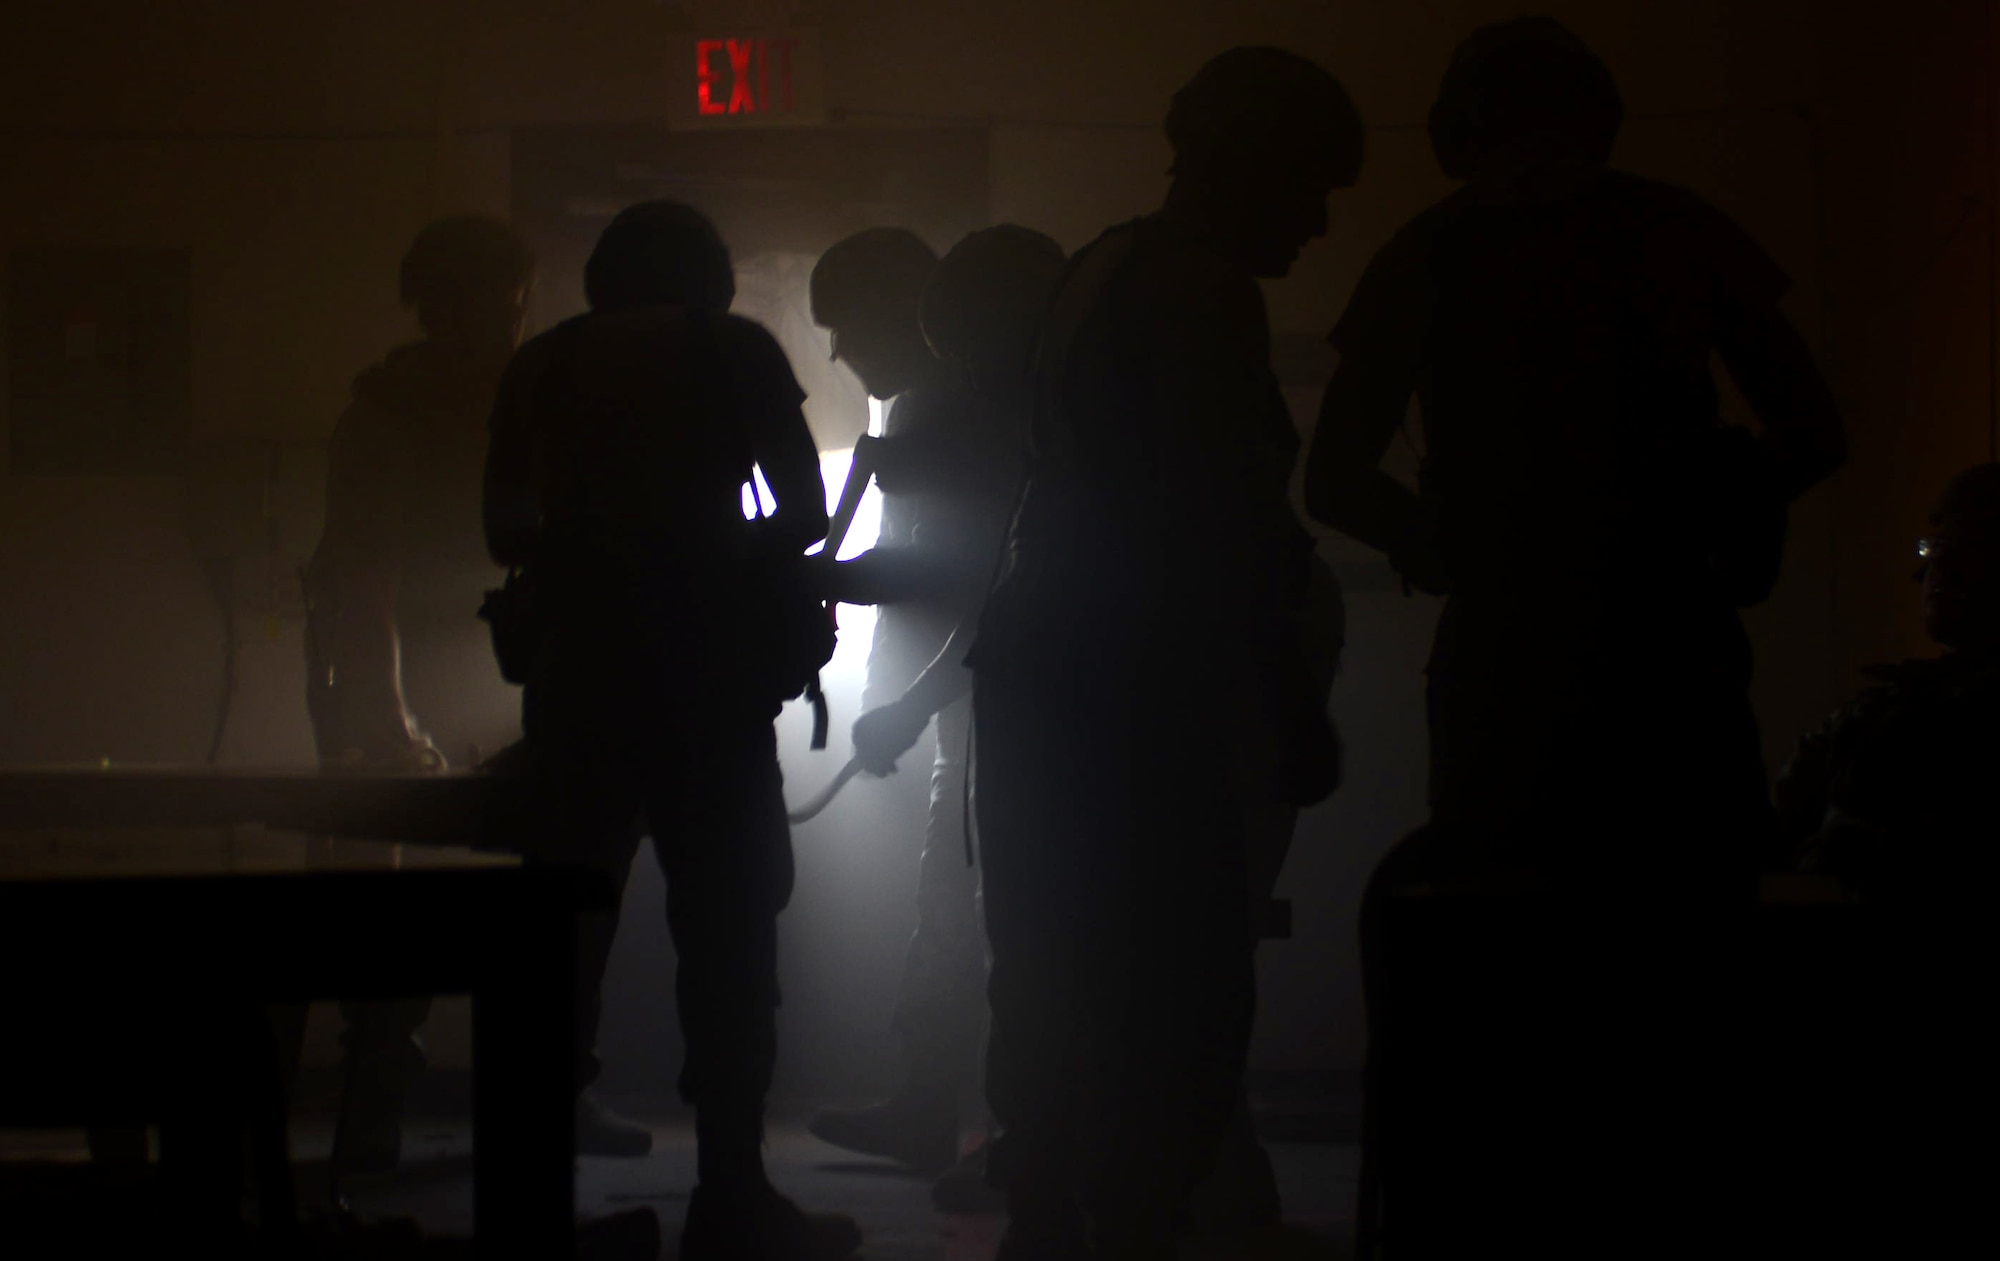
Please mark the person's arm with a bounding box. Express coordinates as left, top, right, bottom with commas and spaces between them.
825, 545, 947, 607
1693, 194, 1847, 500
849, 617, 974, 775
1304, 359, 1425, 557
1716, 301, 1847, 500
1139, 260, 1344, 804
1302, 230, 1440, 589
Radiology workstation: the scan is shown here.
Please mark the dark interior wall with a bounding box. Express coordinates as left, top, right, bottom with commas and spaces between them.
1, 1, 1991, 1086
1818, 0, 1998, 669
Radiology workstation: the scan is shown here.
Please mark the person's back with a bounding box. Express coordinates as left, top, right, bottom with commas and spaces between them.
496, 306, 809, 671
1311, 24, 1846, 1256
1308, 18, 1845, 863
981, 215, 1311, 691
484, 201, 853, 1261
1375, 171, 1788, 597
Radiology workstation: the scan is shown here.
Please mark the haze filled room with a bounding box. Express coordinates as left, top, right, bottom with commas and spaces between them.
1, 3, 1992, 1259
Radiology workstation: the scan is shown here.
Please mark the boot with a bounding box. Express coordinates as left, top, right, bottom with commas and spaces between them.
576, 1091, 652, 1158
931, 1134, 1008, 1214
680, 1178, 862, 1261
806, 1091, 958, 1174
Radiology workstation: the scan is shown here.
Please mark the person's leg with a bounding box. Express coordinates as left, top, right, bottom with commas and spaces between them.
976, 675, 1104, 1259
653, 712, 859, 1259
1090, 710, 1256, 1261
330, 996, 431, 1173
811, 697, 984, 1172
903, 697, 988, 1099
1188, 794, 1300, 1238
514, 688, 652, 1155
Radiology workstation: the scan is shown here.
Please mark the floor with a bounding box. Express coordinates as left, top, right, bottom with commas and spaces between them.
0, 1099, 1361, 1260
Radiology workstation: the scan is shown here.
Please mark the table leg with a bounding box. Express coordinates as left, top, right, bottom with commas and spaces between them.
472, 886, 577, 1260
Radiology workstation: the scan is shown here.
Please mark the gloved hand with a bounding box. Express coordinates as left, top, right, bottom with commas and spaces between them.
851, 700, 931, 776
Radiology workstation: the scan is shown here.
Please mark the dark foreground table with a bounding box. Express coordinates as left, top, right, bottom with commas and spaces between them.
0, 765, 606, 1259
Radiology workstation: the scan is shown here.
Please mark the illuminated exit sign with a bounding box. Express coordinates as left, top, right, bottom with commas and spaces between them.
672, 29, 825, 128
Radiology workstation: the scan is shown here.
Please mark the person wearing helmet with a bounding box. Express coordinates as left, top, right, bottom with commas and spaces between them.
307, 215, 532, 776
806, 228, 965, 690
965, 48, 1361, 1260
806, 227, 1064, 1194
1308, 16, 1845, 868
1764, 465, 2000, 1256
1309, 18, 1846, 1256
798, 229, 982, 1173
484, 200, 856, 1261
1778, 464, 2000, 896
300, 215, 590, 1174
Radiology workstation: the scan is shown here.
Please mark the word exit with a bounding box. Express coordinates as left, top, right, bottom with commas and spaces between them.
697, 38, 802, 116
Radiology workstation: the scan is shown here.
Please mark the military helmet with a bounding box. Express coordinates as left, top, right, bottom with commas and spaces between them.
399, 215, 534, 321
919, 225, 1066, 364
1428, 16, 1623, 179
584, 200, 735, 314
810, 227, 938, 331
1165, 47, 1364, 190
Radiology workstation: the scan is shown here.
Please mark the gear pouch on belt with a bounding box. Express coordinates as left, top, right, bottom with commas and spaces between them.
479, 567, 541, 685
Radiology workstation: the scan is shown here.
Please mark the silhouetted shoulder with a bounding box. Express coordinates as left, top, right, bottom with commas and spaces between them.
1599, 171, 1792, 310
1125, 221, 1269, 356
1327, 189, 1478, 359
710, 312, 807, 409
490, 320, 574, 416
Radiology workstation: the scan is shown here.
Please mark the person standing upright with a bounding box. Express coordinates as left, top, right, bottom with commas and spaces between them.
1304, 19, 1846, 1255
805, 228, 998, 1174
967, 49, 1361, 1261
485, 201, 856, 1261
811, 226, 1066, 1198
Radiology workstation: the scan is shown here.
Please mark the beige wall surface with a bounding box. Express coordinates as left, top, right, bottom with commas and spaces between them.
2, 0, 1988, 1080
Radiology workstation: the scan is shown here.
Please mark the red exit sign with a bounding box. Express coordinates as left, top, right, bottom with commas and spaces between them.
698, 38, 799, 115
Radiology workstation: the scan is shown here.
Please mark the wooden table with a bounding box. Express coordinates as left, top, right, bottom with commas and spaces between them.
0, 765, 604, 1259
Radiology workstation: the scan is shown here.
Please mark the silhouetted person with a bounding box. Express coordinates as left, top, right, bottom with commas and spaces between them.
1778, 464, 2000, 895
1309, 19, 1845, 1256
810, 226, 1065, 1202
1762, 465, 2000, 1259
803, 227, 1010, 1174
300, 215, 571, 1172
966, 49, 1359, 1260
1307, 17, 1845, 875
483, 201, 856, 1261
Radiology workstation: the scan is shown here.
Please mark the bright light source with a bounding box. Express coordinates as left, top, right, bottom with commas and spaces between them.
740, 466, 776, 519
740, 450, 880, 698
742, 451, 881, 562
